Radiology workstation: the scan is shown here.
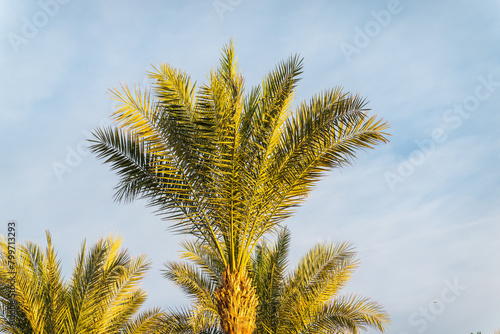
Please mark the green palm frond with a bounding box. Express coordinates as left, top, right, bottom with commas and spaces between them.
161, 306, 221, 334
163, 261, 216, 304
161, 307, 194, 334
251, 228, 290, 334
0, 231, 163, 334
273, 238, 361, 334
284, 241, 357, 304
121, 307, 163, 334
306, 295, 389, 334
178, 240, 225, 285
7, 234, 66, 333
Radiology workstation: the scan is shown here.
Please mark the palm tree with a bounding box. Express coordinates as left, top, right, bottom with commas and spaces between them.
162, 227, 389, 333
0, 231, 163, 334
89, 40, 390, 334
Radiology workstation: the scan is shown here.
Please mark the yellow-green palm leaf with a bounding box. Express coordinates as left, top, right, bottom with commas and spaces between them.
0, 231, 162, 334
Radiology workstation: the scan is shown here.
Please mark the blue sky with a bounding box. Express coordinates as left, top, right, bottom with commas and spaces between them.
1, 0, 500, 333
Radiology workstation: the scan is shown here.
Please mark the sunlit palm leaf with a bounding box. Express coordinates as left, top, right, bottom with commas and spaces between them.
0, 232, 163, 334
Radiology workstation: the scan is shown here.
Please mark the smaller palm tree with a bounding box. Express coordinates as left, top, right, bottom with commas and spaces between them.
162, 227, 389, 334
0, 231, 163, 334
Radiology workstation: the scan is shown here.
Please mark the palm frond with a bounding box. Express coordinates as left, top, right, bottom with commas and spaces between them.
161, 306, 221, 334
121, 307, 164, 334
252, 227, 290, 334
163, 261, 216, 304
308, 294, 390, 333
178, 240, 224, 285
0, 232, 160, 334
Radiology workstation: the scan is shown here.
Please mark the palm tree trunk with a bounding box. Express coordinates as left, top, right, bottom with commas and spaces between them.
215, 268, 258, 334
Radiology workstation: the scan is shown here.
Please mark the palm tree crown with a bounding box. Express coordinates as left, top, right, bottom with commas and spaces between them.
0, 231, 162, 334
90, 40, 390, 334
